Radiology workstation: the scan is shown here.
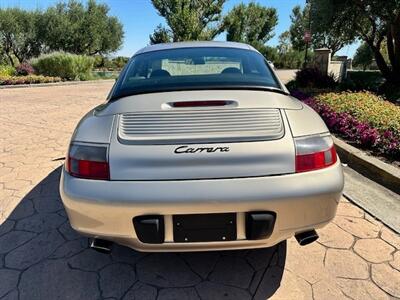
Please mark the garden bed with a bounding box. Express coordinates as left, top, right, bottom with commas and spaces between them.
0, 75, 62, 85
291, 90, 400, 165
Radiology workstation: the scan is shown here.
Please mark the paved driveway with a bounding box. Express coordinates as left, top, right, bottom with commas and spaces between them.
275, 69, 297, 84
0, 81, 399, 299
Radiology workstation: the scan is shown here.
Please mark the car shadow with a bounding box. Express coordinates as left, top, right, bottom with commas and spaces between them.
0, 167, 286, 300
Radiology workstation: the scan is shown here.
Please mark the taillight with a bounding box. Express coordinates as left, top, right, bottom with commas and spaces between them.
65, 143, 109, 180
294, 133, 337, 173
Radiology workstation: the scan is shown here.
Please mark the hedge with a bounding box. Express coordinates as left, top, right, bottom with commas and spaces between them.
0, 65, 16, 77
31, 52, 94, 80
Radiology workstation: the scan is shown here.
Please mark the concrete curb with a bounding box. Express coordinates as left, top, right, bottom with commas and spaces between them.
333, 136, 400, 194
343, 192, 399, 234
0, 79, 115, 89
342, 192, 399, 234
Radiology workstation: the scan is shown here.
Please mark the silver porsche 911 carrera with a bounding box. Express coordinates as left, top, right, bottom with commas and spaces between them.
60, 41, 344, 253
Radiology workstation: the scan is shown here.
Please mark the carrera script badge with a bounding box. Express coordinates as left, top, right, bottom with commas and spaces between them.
174, 145, 230, 154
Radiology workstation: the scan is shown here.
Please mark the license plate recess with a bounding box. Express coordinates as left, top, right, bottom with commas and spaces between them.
173, 213, 237, 243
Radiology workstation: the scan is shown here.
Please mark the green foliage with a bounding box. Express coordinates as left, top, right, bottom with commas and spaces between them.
0, 8, 43, 66
378, 81, 400, 103
0, 0, 123, 66
289, 6, 309, 51
112, 56, 129, 69
311, 0, 400, 83
0, 74, 61, 85
93, 55, 128, 70
222, 2, 277, 52
276, 50, 306, 69
289, 4, 353, 56
295, 67, 337, 89
0, 65, 16, 76
277, 31, 292, 54
353, 44, 374, 71
40, 0, 123, 55
32, 52, 94, 80
91, 70, 119, 80
341, 71, 384, 92
150, 0, 225, 43
150, 24, 172, 44
260, 46, 279, 64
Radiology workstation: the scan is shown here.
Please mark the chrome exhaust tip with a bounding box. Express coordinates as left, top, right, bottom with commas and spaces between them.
295, 230, 319, 246
90, 238, 113, 254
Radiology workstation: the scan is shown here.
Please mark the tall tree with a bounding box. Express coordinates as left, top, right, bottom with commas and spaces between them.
353, 43, 374, 71
312, 0, 400, 83
289, 6, 309, 52
277, 31, 292, 54
149, 0, 225, 44
0, 8, 42, 65
40, 0, 123, 55
149, 24, 172, 44
222, 2, 278, 52
289, 4, 353, 56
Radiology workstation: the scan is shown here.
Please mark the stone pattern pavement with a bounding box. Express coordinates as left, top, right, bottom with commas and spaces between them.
1, 81, 399, 299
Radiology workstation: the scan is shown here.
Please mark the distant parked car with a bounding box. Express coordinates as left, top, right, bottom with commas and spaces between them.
60, 41, 344, 253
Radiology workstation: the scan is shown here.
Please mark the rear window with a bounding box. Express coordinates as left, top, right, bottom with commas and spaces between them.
111, 47, 280, 99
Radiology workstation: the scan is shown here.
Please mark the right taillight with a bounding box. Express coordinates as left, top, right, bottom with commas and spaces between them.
294, 133, 337, 173
65, 143, 110, 180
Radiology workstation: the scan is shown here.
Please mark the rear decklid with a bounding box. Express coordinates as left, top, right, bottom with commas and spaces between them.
103, 90, 300, 180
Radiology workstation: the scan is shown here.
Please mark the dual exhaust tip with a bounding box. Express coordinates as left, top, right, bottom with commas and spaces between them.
89, 229, 319, 254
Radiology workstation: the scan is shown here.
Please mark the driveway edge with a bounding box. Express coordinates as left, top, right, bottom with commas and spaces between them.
334, 136, 400, 195
0, 79, 115, 89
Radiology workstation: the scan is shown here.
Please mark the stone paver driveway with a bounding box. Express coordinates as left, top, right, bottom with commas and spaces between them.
0, 81, 399, 300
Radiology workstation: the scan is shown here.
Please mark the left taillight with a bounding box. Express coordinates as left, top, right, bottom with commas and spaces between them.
294, 133, 337, 173
65, 143, 109, 180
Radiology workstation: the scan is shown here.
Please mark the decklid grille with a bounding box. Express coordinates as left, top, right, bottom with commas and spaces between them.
118, 108, 284, 144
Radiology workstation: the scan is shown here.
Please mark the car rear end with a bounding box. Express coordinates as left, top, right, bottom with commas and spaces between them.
60, 43, 343, 252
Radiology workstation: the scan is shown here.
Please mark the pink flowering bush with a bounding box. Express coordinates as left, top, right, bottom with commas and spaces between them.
16, 62, 35, 76
291, 90, 399, 161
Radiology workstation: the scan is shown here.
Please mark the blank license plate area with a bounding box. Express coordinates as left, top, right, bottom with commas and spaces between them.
173, 213, 237, 243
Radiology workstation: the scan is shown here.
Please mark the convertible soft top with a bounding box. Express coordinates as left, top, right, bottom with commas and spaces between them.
135, 41, 258, 55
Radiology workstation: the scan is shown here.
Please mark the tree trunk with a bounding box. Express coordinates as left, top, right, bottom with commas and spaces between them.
393, 13, 400, 73
5, 52, 15, 67
13, 51, 23, 65
370, 43, 398, 83
387, 29, 396, 70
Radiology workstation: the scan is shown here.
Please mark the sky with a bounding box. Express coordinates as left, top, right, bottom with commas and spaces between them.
0, 0, 359, 58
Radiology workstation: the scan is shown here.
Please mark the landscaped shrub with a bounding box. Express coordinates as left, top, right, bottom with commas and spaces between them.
343, 71, 384, 92
15, 62, 35, 76
292, 90, 400, 160
378, 81, 400, 103
295, 67, 337, 89
0, 75, 61, 85
0, 65, 16, 77
315, 92, 400, 135
32, 52, 94, 80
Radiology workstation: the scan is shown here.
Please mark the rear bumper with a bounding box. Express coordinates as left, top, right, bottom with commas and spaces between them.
60, 161, 344, 252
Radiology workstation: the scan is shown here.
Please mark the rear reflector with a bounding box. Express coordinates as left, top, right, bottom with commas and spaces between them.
66, 143, 109, 180
171, 100, 229, 107
294, 134, 337, 173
